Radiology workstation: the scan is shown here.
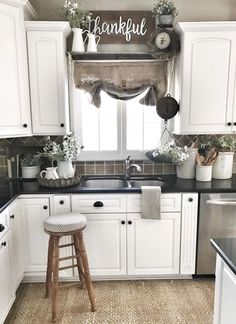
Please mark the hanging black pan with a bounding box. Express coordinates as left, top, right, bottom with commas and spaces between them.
156, 59, 179, 121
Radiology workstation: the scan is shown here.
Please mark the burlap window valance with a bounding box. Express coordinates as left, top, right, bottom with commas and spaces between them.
73, 61, 168, 108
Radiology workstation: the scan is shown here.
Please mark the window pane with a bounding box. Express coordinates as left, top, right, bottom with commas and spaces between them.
80, 91, 118, 151
126, 97, 162, 151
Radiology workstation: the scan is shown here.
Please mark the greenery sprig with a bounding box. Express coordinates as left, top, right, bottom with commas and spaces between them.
152, 0, 179, 17
42, 135, 84, 162
63, 1, 92, 29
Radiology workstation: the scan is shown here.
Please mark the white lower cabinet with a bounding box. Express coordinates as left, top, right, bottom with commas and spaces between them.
127, 213, 180, 276
71, 193, 187, 278
8, 200, 24, 291
0, 230, 15, 324
83, 213, 126, 277
21, 197, 50, 275
214, 255, 236, 324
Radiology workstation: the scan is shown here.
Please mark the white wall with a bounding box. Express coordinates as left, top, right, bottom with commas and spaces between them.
30, 0, 236, 21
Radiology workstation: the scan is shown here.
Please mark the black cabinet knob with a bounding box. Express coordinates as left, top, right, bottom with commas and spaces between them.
60, 123, 64, 127
0, 224, 5, 232
43, 205, 48, 210
93, 201, 104, 207
227, 122, 232, 126
59, 200, 64, 205
121, 220, 125, 225
10, 215, 15, 219
1, 241, 6, 247
23, 123, 28, 128
234, 122, 236, 126
128, 220, 132, 225
188, 198, 193, 202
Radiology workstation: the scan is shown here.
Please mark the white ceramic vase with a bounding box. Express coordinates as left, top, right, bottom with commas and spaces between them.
196, 165, 212, 182
21, 166, 40, 179
176, 148, 198, 179
86, 33, 100, 52
72, 28, 85, 52
212, 152, 234, 179
57, 160, 75, 179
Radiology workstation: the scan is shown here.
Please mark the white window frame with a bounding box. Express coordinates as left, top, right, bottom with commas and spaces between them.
71, 88, 171, 161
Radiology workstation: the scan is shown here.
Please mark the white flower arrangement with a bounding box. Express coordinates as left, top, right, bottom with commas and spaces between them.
42, 135, 84, 162
146, 140, 189, 164
152, 0, 179, 17
63, 1, 92, 28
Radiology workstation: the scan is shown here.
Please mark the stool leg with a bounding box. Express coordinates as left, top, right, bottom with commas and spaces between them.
52, 236, 60, 323
76, 232, 96, 312
73, 234, 85, 289
45, 235, 54, 298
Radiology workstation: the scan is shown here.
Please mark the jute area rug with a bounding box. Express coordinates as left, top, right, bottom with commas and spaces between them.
6, 279, 214, 324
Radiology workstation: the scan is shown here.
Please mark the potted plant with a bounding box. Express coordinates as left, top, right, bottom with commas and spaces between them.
152, 0, 179, 26
41, 135, 84, 179
146, 140, 189, 164
211, 135, 236, 179
20, 153, 41, 179
63, 0, 92, 52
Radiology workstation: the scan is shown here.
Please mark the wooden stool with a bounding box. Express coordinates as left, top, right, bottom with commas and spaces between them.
43, 213, 96, 323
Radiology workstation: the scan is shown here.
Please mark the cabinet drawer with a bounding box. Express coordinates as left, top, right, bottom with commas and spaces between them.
127, 193, 181, 213
71, 194, 126, 213
52, 195, 71, 214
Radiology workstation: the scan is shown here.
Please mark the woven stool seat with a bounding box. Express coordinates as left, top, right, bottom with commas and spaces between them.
43, 213, 87, 233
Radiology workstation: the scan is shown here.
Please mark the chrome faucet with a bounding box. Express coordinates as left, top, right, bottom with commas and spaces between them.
124, 156, 142, 178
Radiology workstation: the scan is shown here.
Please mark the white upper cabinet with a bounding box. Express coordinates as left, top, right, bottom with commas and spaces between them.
0, 0, 32, 137
174, 22, 236, 134
25, 21, 71, 135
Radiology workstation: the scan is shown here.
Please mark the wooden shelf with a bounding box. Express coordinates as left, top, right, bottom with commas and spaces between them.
67, 51, 176, 62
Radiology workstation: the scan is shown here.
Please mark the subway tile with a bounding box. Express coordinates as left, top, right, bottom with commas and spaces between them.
104, 161, 115, 175
154, 163, 164, 174
95, 163, 105, 175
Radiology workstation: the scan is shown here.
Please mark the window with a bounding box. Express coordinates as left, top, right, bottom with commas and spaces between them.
73, 88, 166, 161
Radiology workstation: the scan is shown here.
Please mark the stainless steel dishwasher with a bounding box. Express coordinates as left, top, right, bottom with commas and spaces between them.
196, 193, 236, 275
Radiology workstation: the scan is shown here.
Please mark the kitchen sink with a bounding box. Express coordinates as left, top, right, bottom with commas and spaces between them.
127, 177, 165, 188
80, 176, 165, 189
80, 177, 128, 189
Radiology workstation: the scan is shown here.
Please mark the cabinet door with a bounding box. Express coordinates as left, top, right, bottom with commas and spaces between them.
0, 231, 15, 324
21, 198, 50, 273
82, 213, 126, 277
127, 213, 181, 275
180, 193, 198, 274
176, 29, 236, 134
0, 3, 31, 137
9, 200, 24, 291
51, 195, 73, 278
26, 22, 70, 135
214, 255, 236, 324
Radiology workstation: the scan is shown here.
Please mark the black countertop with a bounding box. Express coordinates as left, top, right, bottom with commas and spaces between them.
1, 174, 236, 212
211, 238, 236, 276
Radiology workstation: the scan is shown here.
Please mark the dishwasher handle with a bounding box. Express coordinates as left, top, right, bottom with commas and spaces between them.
206, 199, 236, 206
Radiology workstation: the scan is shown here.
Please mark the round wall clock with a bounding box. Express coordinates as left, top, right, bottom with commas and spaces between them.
148, 28, 180, 53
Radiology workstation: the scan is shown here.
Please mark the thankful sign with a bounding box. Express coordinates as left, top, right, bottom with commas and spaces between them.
89, 11, 155, 44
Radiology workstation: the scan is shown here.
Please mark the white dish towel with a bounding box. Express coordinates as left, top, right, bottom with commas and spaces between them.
141, 186, 161, 220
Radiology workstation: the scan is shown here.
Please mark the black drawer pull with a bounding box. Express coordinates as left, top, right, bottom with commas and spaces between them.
93, 201, 104, 207
10, 215, 15, 219
188, 198, 193, 202
0, 224, 5, 232
1, 241, 6, 247
128, 220, 132, 225
59, 200, 64, 205
60, 123, 64, 127
23, 123, 28, 128
227, 122, 232, 126
121, 220, 125, 225
234, 122, 236, 126
43, 205, 48, 210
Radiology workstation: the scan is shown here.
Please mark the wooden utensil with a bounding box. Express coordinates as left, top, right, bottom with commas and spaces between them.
195, 153, 204, 166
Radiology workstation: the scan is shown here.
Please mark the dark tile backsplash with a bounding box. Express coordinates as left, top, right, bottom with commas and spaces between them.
0, 134, 236, 178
